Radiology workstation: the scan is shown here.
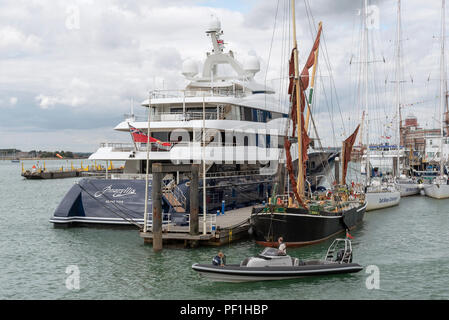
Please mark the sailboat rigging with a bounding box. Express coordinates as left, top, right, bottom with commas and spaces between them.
250, 0, 366, 247
424, 0, 449, 199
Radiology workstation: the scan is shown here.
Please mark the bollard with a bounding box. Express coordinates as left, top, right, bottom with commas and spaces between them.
216, 210, 220, 216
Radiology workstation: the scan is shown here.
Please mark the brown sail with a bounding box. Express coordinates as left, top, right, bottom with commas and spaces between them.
342, 124, 360, 185
284, 23, 322, 208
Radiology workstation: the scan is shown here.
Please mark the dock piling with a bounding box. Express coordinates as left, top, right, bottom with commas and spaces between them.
189, 164, 199, 236
334, 157, 340, 184
152, 163, 163, 252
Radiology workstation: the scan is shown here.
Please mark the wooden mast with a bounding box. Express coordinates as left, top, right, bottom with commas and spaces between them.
291, 0, 305, 197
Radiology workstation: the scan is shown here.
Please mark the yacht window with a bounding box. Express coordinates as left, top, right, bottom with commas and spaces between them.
153, 132, 169, 141
243, 107, 252, 121
231, 105, 241, 121
252, 109, 258, 122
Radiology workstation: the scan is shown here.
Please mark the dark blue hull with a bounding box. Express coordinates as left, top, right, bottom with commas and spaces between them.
51, 175, 274, 227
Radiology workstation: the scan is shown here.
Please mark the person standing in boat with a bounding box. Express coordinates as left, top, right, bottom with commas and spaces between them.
277, 237, 286, 255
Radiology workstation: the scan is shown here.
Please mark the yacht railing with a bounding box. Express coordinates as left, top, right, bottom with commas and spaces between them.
149, 89, 246, 99
204, 169, 260, 178
99, 141, 263, 153
125, 111, 225, 122
99, 142, 173, 152
99, 142, 135, 151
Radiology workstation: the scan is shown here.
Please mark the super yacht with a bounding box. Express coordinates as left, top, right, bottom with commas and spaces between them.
51, 16, 304, 227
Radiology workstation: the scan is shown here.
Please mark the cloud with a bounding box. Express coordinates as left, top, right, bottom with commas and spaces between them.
0, 0, 446, 152
35, 77, 91, 109
0, 26, 41, 56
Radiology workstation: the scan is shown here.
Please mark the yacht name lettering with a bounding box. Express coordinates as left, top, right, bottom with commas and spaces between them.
379, 197, 398, 203
94, 185, 136, 198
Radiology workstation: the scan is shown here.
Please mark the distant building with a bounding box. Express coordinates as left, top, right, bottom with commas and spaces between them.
424, 136, 449, 163
401, 113, 440, 155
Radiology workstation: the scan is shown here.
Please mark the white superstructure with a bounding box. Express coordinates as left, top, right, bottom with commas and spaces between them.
89, 15, 295, 176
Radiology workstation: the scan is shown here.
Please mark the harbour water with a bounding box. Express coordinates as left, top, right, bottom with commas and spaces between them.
1, 160, 449, 299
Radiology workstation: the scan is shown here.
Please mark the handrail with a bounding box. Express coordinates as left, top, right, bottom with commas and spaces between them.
149, 89, 247, 99
125, 111, 227, 122
204, 169, 260, 178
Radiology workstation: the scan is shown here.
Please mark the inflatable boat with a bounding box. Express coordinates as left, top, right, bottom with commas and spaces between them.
192, 239, 363, 282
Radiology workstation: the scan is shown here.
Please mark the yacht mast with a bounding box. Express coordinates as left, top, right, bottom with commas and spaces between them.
291, 0, 305, 197
395, 0, 402, 178
364, 0, 371, 185
439, 0, 446, 177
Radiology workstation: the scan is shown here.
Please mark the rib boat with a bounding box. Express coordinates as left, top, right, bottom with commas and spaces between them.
192, 238, 363, 282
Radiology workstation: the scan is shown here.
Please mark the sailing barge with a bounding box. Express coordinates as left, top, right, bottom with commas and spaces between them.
250, 4, 366, 247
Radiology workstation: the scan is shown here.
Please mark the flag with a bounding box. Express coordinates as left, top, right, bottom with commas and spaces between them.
346, 230, 354, 239
128, 124, 171, 147
129, 124, 149, 143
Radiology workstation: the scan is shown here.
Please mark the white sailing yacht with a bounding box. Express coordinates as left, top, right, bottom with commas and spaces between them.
423, 0, 449, 199
361, 0, 400, 211
393, 0, 420, 197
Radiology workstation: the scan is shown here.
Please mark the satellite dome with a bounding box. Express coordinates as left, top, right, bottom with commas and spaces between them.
243, 55, 260, 76
207, 15, 221, 33
182, 59, 198, 78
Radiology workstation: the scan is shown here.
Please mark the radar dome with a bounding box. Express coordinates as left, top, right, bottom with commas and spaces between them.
182, 59, 198, 78
207, 15, 221, 33
243, 55, 260, 76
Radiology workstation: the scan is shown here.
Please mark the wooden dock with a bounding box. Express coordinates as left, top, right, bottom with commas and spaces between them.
21, 161, 123, 180
139, 206, 255, 247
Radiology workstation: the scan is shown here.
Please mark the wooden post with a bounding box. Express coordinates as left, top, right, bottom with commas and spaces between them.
190, 164, 199, 235
335, 157, 340, 185
279, 165, 285, 195
152, 163, 163, 252
340, 142, 345, 185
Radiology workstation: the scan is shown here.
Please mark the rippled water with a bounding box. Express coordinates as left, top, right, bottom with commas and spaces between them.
1, 160, 449, 299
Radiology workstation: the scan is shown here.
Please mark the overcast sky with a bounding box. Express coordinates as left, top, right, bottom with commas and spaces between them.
0, 0, 447, 152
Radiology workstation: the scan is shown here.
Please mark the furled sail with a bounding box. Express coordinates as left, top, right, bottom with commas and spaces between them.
342, 124, 360, 185
284, 23, 322, 207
